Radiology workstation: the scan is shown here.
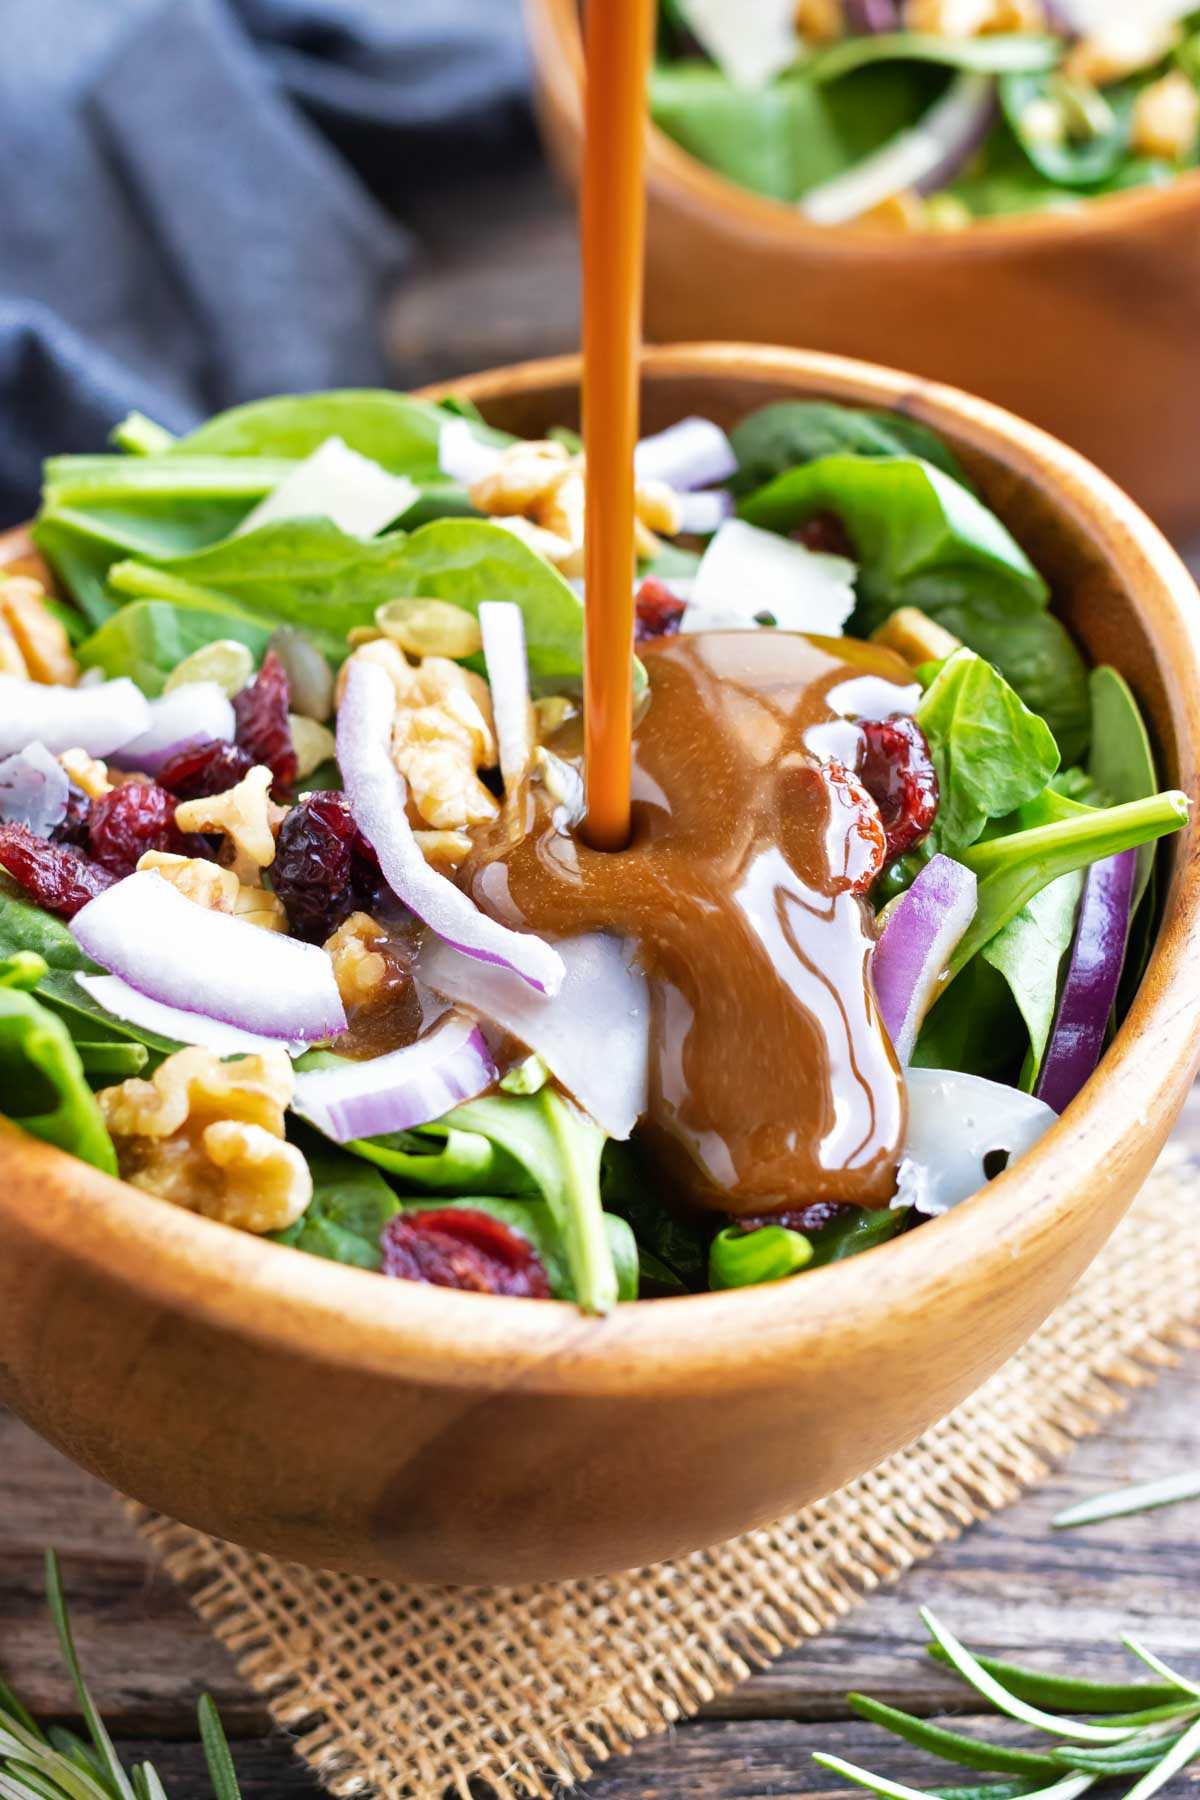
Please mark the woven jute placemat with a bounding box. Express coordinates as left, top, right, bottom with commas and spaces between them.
130, 1154, 1200, 1800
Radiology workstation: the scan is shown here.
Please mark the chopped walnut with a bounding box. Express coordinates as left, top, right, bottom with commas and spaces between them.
99, 1045, 293, 1141
1130, 70, 1200, 162
137, 850, 239, 913
0, 577, 78, 686
175, 764, 285, 885
794, 0, 842, 43
233, 881, 289, 934
1064, 21, 1180, 88
59, 748, 113, 798
468, 440, 685, 579
904, 0, 1043, 31
0, 614, 27, 678
338, 639, 499, 831
99, 1047, 309, 1235
871, 606, 963, 668
324, 911, 391, 1007
413, 829, 472, 875
856, 190, 929, 232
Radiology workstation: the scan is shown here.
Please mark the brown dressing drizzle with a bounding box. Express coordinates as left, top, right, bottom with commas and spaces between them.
466, 631, 912, 1215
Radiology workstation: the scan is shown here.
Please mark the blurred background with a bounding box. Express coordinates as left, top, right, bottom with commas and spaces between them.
0, 0, 576, 522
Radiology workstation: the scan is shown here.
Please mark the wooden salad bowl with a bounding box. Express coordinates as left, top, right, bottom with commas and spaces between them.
526, 0, 1200, 539
2, 344, 1200, 1586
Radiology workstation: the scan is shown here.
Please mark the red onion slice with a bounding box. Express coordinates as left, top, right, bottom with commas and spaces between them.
292, 1012, 495, 1144
237, 437, 417, 539
71, 870, 347, 1041
676, 489, 735, 536
478, 601, 531, 793
0, 743, 70, 836
897, 1067, 1057, 1214
634, 417, 738, 490
337, 659, 564, 995
873, 855, 978, 1064
1035, 849, 1135, 1116
438, 417, 504, 486
801, 73, 997, 224
690, 518, 856, 632
76, 972, 312, 1058
845, 0, 899, 28
418, 931, 650, 1140
0, 674, 151, 758
111, 682, 235, 775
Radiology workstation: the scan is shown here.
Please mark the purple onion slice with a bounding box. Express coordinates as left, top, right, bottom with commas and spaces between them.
0, 743, 70, 836
801, 73, 997, 224
337, 659, 564, 996
873, 855, 978, 1064
845, 0, 900, 30
634, 416, 738, 491
1035, 849, 1135, 1115
111, 682, 235, 775
71, 870, 348, 1042
292, 1012, 496, 1144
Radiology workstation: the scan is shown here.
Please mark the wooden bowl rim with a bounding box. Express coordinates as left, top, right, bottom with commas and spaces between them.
9, 342, 1200, 1399
526, 0, 1200, 257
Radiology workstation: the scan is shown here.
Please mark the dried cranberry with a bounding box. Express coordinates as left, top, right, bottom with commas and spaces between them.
859, 714, 939, 861
635, 576, 686, 642
158, 738, 254, 801
0, 823, 115, 918
51, 781, 92, 848
87, 782, 206, 876
791, 512, 855, 559
271, 792, 380, 943
381, 1209, 552, 1299
233, 651, 296, 792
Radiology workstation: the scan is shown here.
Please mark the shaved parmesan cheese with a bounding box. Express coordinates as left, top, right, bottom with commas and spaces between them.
687, 518, 856, 634
237, 437, 417, 539
676, 0, 800, 90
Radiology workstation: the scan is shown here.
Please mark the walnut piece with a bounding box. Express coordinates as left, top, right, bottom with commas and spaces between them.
59, 748, 113, 799
904, 0, 1043, 31
99, 1047, 310, 1235
0, 577, 78, 686
137, 850, 239, 913
412, 829, 472, 874
233, 882, 289, 933
175, 764, 284, 885
324, 911, 391, 1006
338, 639, 499, 831
1130, 71, 1200, 162
468, 440, 684, 579
871, 606, 962, 668
794, 0, 842, 44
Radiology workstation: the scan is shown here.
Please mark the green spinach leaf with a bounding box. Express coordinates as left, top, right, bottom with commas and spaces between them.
809, 31, 1059, 84
174, 388, 510, 468
272, 1141, 400, 1269
981, 870, 1083, 1090
77, 600, 271, 695
917, 648, 1059, 855
730, 400, 970, 494
0, 984, 117, 1174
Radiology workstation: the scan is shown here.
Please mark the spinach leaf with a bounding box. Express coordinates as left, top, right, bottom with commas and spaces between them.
1000, 71, 1133, 189
917, 648, 1059, 855
42, 454, 292, 512
809, 31, 1059, 84
174, 388, 510, 469
0, 884, 91, 969
77, 601, 271, 695
649, 58, 938, 202
345, 1119, 531, 1194
739, 454, 1090, 756
0, 983, 117, 1174
730, 400, 970, 495
1087, 665, 1158, 909
601, 1139, 711, 1290
913, 956, 1027, 1081
950, 788, 1188, 977
272, 1141, 400, 1270
805, 1204, 908, 1266
980, 869, 1083, 1090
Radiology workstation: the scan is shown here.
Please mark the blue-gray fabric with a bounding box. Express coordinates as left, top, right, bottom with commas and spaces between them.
0, 0, 529, 520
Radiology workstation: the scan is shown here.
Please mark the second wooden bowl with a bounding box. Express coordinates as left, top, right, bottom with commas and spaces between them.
526, 0, 1200, 539
1, 345, 1198, 1584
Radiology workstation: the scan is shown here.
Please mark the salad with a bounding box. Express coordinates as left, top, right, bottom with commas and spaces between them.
0, 388, 1187, 1311
652, 1, 1200, 225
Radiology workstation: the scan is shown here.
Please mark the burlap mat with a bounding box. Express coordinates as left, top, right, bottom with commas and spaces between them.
130, 1154, 1200, 1800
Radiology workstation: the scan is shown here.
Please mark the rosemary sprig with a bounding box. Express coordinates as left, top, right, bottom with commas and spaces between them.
815, 1612, 1200, 1800
1051, 1471, 1200, 1531
0, 1554, 242, 1800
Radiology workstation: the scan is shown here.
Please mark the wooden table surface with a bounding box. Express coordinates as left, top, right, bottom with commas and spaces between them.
2, 150, 1198, 1798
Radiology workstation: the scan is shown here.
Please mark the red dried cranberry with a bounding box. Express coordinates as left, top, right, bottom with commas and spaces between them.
158, 738, 254, 801
50, 781, 92, 849
0, 823, 115, 918
635, 576, 687, 642
233, 652, 296, 792
381, 1209, 552, 1298
790, 512, 855, 559
271, 792, 380, 943
87, 782, 206, 876
859, 714, 939, 861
